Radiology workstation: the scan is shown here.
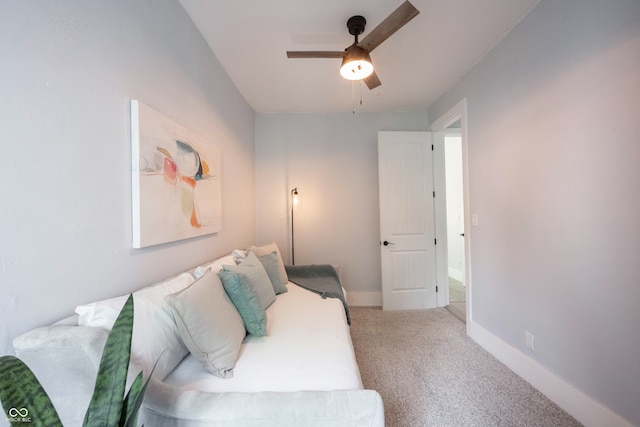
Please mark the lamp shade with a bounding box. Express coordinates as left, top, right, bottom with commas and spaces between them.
340, 45, 374, 80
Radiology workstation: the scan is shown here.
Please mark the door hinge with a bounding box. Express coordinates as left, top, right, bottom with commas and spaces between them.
436, 285, 439, 292
434, 238, 437, 245
431, 144, 434, 151
433, 191, 436, 198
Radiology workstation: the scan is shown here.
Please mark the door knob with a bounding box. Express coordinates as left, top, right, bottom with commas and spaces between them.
383, 240, 395, 246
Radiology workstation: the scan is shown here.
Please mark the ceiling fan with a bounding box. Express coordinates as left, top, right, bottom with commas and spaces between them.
286, 1, 420, 90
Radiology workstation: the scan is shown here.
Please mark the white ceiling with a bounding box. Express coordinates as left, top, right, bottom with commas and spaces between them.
179, 0, 539, 113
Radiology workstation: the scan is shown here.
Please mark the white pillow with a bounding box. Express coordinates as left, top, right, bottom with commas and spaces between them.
231, 248, 248, 264
75, 272, 194, 380
193, 254, 237, 279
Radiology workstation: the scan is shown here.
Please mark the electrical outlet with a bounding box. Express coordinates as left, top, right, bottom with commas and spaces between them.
525, 331, 535, 352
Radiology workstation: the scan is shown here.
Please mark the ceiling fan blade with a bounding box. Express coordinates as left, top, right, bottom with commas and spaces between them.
287, 51, 345, 59
359, 1, 419, 53
364, 71, 382, 90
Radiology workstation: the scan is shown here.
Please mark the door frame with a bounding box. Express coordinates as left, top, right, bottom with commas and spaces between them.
429, 99, 472, 330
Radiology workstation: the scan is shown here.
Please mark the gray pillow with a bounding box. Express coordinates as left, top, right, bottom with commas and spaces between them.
249, 242, 288, 286
218, 269, 267, 336
165, 270, 246, 379
223, 251, 276, 309
258, 251, 288, 295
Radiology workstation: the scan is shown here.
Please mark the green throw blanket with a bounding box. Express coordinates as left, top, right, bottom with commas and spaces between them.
285, 264, 351, 325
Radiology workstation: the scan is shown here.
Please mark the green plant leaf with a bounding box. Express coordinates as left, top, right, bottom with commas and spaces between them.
0, 355, 63, 427
121, 352, 160, 427
120, 372, 143, 427
83, 294, 134, 427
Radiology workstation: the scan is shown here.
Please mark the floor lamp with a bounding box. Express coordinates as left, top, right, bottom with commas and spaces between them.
290, 187, 299, 265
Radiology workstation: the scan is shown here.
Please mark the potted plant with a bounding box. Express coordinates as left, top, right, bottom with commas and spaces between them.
0, 295, 152, 426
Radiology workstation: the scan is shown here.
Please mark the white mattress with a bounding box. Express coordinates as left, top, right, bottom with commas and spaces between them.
163, 282, 363, 393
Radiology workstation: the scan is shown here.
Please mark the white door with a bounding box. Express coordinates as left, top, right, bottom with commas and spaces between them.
378, 131, 437, 310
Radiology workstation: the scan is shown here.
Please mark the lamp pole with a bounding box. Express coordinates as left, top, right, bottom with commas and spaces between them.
290, 188, 298, 265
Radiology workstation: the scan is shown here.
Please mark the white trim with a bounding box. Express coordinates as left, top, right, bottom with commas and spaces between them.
469, 320, 634, 427
431, 132, 449, 307
429, 98, 471, 328
430, 98, 467, 131
347, 291, 382, 307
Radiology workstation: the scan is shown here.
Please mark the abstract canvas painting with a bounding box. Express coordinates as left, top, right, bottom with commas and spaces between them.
131, 100, 221, 248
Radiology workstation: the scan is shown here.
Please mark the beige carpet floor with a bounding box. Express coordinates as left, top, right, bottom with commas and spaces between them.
349, 306, 582, 427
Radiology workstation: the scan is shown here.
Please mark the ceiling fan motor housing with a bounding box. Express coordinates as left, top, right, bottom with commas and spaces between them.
347, 15, 367, 36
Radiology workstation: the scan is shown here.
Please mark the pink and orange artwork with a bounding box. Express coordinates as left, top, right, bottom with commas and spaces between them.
131, 100, 221, 248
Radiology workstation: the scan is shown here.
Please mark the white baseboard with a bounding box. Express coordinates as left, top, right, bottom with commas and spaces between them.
347, 291, 382, 307
468, 320, 634, 427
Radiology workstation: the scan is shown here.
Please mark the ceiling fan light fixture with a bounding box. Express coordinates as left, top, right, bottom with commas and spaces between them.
340, 45, 374, 80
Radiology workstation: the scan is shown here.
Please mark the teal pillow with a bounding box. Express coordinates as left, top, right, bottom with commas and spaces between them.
258, 251, 288, 295
250, 243, 288, 286
218, 269, 267, 336
223, 251, 276, 309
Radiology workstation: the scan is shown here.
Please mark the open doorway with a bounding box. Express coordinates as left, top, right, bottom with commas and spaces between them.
444, 127, 466, 322
431, 99, 471, 329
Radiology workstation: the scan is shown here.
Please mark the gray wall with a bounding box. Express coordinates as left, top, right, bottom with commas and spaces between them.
255, 112, 427, 298
0, 1, 255, 355
428, 0, 640, 424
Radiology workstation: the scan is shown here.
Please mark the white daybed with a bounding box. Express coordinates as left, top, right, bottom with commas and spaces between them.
12, 245, 384, 427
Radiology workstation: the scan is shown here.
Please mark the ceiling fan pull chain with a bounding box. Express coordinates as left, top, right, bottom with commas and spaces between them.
360, 81, 363, 106
352, 80, 356, 114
